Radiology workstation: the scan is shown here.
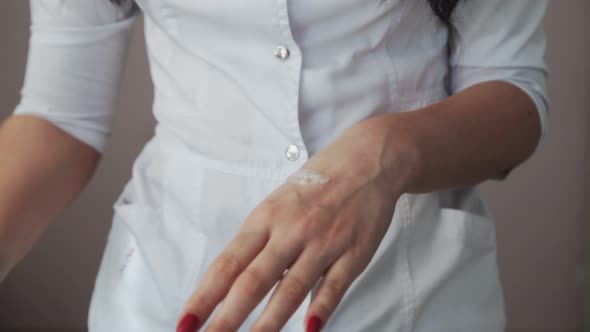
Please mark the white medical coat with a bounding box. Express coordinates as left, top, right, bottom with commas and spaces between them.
14, 0, 549, 331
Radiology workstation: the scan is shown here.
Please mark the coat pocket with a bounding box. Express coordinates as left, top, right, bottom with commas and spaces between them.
437, 208, 496, 249
407, 205, 504, 330
112, 197, 208, 317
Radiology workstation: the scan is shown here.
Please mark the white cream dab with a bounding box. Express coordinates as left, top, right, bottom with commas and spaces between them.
286, 169, 330, 185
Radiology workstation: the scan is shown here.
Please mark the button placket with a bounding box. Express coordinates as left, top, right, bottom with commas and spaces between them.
275, 0, 309, 169
270, 15, 322, 325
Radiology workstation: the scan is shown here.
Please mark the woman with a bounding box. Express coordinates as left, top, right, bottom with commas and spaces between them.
0, 0, 548, 331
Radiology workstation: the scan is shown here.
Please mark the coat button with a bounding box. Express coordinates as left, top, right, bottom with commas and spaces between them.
285, 144, 300, 161
274, 45, 290, 60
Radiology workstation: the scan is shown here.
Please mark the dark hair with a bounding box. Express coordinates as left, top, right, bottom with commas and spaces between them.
109, 0, 130, 7
426, 0, 462, 28
426, 0, 462, 49
109, 0, 138, 13
425, 0, 463, 94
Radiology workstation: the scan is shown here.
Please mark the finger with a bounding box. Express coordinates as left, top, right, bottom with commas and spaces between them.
304, 253, 357, 332
252, 248, 330, 332
205, 238, 301, 332
178, 229, 269, 331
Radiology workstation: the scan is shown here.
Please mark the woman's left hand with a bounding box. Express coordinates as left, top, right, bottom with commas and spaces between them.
176, 116, 415, 332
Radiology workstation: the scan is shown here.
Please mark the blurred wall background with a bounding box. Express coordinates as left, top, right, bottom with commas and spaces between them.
0, 1, 587, 331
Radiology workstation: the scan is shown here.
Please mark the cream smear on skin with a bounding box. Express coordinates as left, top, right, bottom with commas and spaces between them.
286, 169, 330, 185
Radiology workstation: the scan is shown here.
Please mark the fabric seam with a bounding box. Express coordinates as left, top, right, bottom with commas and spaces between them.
400, 194, 416, 332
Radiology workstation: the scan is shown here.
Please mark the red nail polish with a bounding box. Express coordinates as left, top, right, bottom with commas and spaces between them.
306, 315, 322, 332
177, 313, 200, 332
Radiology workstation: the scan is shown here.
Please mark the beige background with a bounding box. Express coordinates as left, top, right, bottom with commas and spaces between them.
0, 1, 587, 331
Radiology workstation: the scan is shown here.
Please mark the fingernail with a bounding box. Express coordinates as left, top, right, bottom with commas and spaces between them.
177, 313, 200, 332
306, 315, 322, 332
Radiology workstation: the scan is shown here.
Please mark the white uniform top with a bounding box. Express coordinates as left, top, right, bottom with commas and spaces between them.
14, 1, 549, 331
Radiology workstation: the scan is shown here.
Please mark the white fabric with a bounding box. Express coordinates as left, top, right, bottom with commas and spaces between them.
14, 1, 549, 331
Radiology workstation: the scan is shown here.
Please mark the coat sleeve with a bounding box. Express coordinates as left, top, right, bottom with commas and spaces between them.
450, 0, 550, 153
12, 0, 139, 153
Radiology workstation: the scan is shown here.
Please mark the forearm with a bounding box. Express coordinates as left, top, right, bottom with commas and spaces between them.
372, 80, 542, 194
0, 115, 100, 281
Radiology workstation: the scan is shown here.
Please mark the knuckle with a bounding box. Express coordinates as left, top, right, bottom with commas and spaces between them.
187, 293, 213, 316
322, 277, 347, 300
281, 226, 306, 247
280, 275, 307, 303
212, 252, 242, 279
312, 275, 349, 318
307, 244, 340, 270
314, 301, 332, 319
238, 267, 266, 297
313, 240, 339, 262
258, 198, 281, 219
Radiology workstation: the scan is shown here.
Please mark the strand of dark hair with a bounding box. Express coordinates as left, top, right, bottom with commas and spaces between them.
428, 0, 462, 94
109, 0, 138, 14
109, 0, 127, 6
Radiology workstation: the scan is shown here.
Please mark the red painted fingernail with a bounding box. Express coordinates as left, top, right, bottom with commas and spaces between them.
306, 315, 322, 332
177, 313, 200, 332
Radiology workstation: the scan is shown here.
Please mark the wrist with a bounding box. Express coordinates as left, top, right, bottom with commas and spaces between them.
297, 114, 422, 205
363, 114, 423, 195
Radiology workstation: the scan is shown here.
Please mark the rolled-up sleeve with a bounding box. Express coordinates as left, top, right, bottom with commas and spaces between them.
12, 0, 138, 153
450, 0, 550, 150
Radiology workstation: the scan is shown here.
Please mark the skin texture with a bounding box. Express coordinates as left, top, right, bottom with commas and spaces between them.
0, 115, 100, 281
177, 80, 541, 332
